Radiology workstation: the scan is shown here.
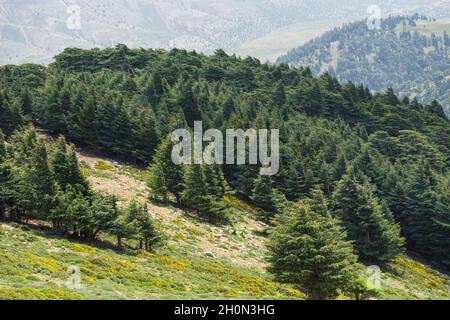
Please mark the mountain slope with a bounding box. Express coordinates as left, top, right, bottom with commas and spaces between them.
1, 46, 450, 299
1, 150, 449, 300
1, 0, 450, 64
277, 15, 450, 115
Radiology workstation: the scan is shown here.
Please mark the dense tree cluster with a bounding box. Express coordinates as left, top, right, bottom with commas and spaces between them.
0, 127, 159, 251
278, 15, 450, 116
0, 45, 449, 298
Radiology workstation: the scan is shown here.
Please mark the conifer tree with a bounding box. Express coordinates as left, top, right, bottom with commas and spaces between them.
97, 98, 117, 151
223, 97, 234, 121
204, 164, 228, 199
126, 201, 159, 252
181, 164, 211, 213
66, 144, 89, 195
73, 92, 98, 146
0, 93, 24, 135
146, 138, 183, 203
50, 136, 69, 187
20, 88, 33, 115
13, 138, 53, 220
251, 174, 276, 221
147, 163, 168, 201
132, 107, 158, 163
401, 160, 450, 266
281, 160, 306, 201
332, 168, 404, 262
268, 200, 358, 300
273, 81, 286, 107
304, 82, 323, 116
88, 194, 120, 240
178, 81, 200, 127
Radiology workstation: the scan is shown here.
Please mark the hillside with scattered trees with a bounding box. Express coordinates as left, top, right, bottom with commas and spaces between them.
278, 15, 450, 116
0, 46, 449, 299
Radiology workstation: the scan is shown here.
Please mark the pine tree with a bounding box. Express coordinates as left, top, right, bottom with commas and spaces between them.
223, 97, 234, 121
181, 164, 211, 212
268, 200, 358, 300
65, 144, 89, 195
126, 201, 159, 252
132, 107, 158, 163
87, 194, 119, 240
332, 168, 404, 262
204, 164, 228, 199
402, 160, 450, 266
0, 93, 24, 135
111, 103, 132, 157
97, 98, 117, 151
146, 138, 184, 203
143, 71, 165, 107
304, 82, 323, 116
43, 90, 65, 132
111, 213, 138, 248
178, 81, 200, 127
250, 174, 276, 221
384, 87, 400, 105
73, 92, 98, 146
20, 88, 33, 115
13, 138, 54, 220
147, 163, 168, 201
49, 136, 69, 188
281, 160, 306, 201
273, 81, 286, 107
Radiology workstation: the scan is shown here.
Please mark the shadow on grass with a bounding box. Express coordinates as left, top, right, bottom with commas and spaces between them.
15, 220, 133, 255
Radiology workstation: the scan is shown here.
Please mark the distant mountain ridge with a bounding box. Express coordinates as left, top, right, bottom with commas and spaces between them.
277, 15, 450, 115
1, 0, 449, 65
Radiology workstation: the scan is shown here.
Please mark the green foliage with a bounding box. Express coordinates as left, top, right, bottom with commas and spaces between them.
146, 138, 183, 203
278, 15, 450, 116
181, 164, 211, 212
0, 44, 449, 269
250, 175, 276, 221
332, 168, 404, 263
0, 127, 160, 251
268, 200, 359, 300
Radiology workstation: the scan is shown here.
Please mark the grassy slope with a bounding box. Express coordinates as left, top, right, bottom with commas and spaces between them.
232, 20, 341, 62
1, 151, 449, 300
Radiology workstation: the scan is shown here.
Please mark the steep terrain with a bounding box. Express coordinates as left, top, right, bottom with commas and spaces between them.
1, 46, 449, 299
277, 15, 450, 115
1, 150, 449, 300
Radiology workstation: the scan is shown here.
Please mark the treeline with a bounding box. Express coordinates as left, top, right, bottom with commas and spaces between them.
0, 127, 159, 251
278, 15, 450, 116
146, 137, 233, 222
0, 46, 449, 276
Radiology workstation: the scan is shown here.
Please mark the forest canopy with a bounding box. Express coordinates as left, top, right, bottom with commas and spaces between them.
0, 45, 449, 273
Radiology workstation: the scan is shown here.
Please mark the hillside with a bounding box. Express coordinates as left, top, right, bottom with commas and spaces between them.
0, 152, 299, 299
1, 150, 449, 300
277, 15, 450, 115
1, 0, 450, 64
1, 46, 449, 300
